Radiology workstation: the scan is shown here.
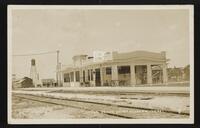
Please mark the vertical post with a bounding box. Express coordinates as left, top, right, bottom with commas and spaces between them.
162, 63, 168, 84
80, 68, 83, 83
93, 69, 96, 86
89, 69, 92, 85
90, 69, 93, 85
74, 71, 76, 82
58, 63, 62, 86
85, 68, 88, 82
130, 64, 136, 86
100, 66, 104, 86
147, 64, 152, 85
69, 72, 71, 83
111, 65, 118, 86
56, 50, 60, 86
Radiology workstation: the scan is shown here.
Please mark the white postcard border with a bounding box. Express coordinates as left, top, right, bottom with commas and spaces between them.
7, 5, 194, 124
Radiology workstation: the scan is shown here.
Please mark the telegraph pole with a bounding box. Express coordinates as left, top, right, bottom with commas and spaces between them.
56, 50, 60, 86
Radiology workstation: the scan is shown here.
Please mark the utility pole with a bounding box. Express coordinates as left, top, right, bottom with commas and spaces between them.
56, 50, 60, 87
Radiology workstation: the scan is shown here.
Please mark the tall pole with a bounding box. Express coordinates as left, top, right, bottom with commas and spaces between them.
56, 50, 60, 86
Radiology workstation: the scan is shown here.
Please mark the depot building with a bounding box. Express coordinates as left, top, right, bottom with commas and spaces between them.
61, 51, 169, 87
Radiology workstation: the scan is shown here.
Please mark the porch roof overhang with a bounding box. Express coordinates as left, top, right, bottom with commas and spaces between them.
81, 58, 169, 68
61, 67, 80, 73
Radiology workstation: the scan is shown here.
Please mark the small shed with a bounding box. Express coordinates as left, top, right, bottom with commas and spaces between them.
13, 77, 34, 88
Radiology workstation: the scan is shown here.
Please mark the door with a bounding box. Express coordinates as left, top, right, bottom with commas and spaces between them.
95, 68, 101, 86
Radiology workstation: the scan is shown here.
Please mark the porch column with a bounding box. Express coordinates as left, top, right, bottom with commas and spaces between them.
147, 64, 152, 84
130, 64, 136, 86
112, 65, 118, 85
82, 70, 85, 82
69, 72, 71, 82
100, 67, 104, 86
162, 63, 168, 84
74, 71, 76, 82
62, 72, 65, 85
90, 69, 93, 85
85, 68, 88, 82
80, 69, 83, 83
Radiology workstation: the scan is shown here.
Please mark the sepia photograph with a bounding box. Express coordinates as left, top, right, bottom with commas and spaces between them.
7, 5, 194, 124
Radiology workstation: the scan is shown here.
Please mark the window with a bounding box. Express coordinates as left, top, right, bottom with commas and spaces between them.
83, 70, 85, 82
70, 72, 74, 82
118, 66, 130, 74
88, 70, 90, 81
91, 69, 93, 81
106, 67, 112, 75
75, 71, 80, 82
64, 73, 70, 82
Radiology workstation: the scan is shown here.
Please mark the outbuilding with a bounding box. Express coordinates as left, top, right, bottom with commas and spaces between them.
13, 77, 34, 88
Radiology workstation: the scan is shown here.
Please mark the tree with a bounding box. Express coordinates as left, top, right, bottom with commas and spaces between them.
183, 65, 190, 81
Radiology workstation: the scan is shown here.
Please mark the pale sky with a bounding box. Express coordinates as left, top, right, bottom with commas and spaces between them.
11, 8, 190, 79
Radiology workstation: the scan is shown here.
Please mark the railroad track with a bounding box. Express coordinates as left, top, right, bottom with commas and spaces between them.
23, 89, 189, 97
52, 91, 189, 97
13, 93, 189, 119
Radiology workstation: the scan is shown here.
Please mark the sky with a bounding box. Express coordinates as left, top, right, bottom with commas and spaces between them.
11, 7, 191, 79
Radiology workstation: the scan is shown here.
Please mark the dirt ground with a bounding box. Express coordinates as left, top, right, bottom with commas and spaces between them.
12, 96, 119, 119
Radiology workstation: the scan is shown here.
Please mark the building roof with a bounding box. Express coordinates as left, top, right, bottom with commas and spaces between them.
14, 77, 32, 84
62, 50, 168, 73
15, 78, 26, 84
72, 55, 87, 60
112, 51, 166, 61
